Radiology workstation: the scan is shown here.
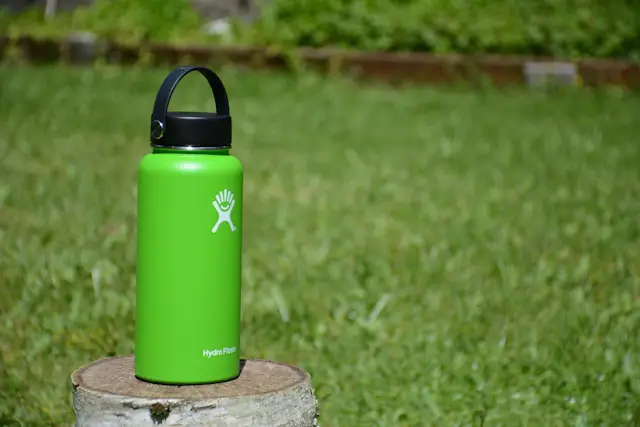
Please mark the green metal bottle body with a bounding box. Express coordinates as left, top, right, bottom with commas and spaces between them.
135, 148, 243, 384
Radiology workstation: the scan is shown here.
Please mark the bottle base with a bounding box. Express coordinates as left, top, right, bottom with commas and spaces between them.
134, 371, 241, 386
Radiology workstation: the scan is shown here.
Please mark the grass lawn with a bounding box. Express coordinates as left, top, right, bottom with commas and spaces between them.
1, 64, 640, 426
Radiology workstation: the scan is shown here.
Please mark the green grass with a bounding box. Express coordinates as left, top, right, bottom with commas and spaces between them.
1, 64, 640, 426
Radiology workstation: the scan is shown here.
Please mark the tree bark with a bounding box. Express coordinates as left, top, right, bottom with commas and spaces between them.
71, 355, 319, 427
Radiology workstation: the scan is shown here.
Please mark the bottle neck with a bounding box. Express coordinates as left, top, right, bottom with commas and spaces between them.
152, 147, 230, 155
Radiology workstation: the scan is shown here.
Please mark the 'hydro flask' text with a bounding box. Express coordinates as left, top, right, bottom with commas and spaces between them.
203, 347, 237, 358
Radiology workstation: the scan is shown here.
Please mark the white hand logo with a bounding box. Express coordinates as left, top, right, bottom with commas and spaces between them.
212, 189, 236, 233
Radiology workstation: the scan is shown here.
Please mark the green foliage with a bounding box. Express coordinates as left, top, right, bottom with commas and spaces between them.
73, 0, 206, 44
1, 0, 639, 59
2, 0, 210, 45
244, 0, 640, 59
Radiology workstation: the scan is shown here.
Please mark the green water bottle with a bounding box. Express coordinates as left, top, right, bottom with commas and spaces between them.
134, 66, 243, 384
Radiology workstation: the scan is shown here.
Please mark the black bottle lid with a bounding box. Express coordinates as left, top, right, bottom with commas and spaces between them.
150, 66, 232, 150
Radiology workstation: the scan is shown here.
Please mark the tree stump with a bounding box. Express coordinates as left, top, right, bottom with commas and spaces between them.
71, 355, 319, 427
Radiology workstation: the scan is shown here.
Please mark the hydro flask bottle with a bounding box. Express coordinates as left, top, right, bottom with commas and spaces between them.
135, 66, 243, 384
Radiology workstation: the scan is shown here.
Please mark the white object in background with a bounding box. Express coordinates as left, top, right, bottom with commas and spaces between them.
524, 62, 580, 87
204, 18, 232, 36
45, 0, 57, 20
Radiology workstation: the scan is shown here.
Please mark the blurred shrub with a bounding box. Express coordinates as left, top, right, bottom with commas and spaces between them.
243, 0, 640, 59
1, 0, 639, 59
2, 0, 208, 45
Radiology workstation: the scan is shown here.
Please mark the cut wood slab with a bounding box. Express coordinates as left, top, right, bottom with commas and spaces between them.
71, 355, 318, 427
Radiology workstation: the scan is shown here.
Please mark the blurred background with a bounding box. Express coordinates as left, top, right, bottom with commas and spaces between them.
1, 1, 640, 426
1, 0, 638, 58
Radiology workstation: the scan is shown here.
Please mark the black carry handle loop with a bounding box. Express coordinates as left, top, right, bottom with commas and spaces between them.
150, 66, 230, 142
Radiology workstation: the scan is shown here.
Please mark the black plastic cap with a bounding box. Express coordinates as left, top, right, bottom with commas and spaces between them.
150, 66, 232, 150
160, 112, 232, 149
